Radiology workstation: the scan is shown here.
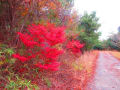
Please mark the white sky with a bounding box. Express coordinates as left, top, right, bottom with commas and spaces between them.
73, 0, 120, 40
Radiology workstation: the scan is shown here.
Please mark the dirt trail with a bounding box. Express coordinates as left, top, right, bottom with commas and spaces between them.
86, 52, 120, 90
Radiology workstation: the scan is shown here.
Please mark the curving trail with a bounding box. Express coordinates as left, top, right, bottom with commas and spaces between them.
86, 52, 120, 90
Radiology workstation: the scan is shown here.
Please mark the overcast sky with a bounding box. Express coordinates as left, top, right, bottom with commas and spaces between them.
73, 0, 120, 40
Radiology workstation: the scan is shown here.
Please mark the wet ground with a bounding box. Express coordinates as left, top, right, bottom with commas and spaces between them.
86, 52, 120, 90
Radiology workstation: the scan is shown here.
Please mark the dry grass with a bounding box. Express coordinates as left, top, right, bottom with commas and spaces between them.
35, 50, 99, 90
110, 51, 120, 60
72, 50, 99, 89
73, 51, 99, 71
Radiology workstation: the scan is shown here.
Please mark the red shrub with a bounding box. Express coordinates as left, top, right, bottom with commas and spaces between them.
13, 23, 66, 71
12, 54, 29, 62
66, 40, 84, 53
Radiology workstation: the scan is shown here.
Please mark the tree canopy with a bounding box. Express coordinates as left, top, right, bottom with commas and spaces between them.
77, 12, 101, 51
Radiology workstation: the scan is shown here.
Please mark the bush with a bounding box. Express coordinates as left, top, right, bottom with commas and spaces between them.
0, 44, 39, 89
66, 40, 84, 54
13, 23, 66, 71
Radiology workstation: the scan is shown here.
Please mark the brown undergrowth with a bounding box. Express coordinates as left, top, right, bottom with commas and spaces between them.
34, 50, 99, 90
110, 51, 120, 60
0, 48, 99, 89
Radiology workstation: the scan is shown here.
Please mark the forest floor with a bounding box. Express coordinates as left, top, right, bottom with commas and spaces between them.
86, 51, 120, 90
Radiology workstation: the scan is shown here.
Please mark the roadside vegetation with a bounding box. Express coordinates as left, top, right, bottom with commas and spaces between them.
110, 51, 120, 60
0, 0, 111, 89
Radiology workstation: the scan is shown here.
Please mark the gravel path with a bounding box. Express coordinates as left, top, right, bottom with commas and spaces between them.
86, 52, 120, 90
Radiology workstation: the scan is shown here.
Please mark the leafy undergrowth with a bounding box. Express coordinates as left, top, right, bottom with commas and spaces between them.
33, 50, 99, 89
0, 44, 99, 89
110, 51, 120, 60
0, 23, 99, 89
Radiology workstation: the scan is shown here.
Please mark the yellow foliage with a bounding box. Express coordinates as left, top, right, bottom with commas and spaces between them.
0, 61, 4, 65
21, 8, 28, 16
49, 2, 56, 10
110, 51, 120, 60
72, 51, 99, 73
38, 0, 47, 7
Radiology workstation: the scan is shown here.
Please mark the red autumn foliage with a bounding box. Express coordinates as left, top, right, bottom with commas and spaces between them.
12, 54, 29, 62
66, 40, 84, 53
13, 23, 66, 71
18, 68, 28, 73
35, 62, 60, 71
